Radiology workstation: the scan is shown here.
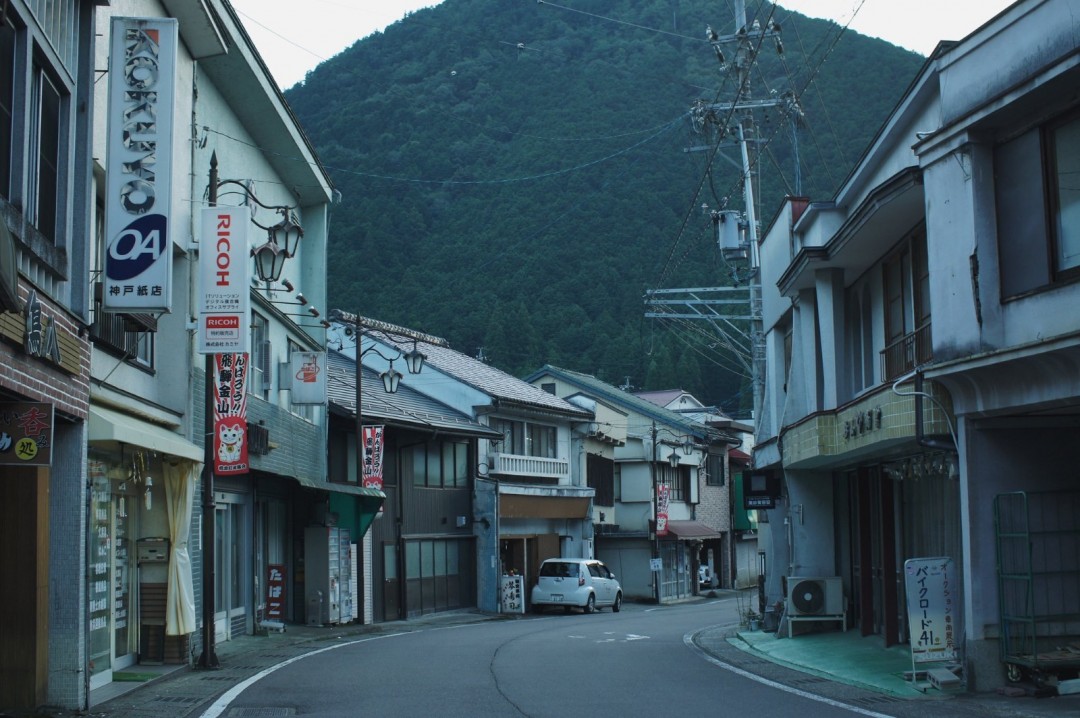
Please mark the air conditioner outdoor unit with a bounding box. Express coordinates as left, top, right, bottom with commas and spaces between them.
787, 576, 843, 616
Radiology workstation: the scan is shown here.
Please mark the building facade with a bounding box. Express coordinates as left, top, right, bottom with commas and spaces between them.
84, 2, 339, 700
525, 366, 741, 602
753, 0, 1080, 692
0, 0, 98, 709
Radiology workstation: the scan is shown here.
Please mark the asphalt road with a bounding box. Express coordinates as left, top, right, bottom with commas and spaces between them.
199, 595, 897, 718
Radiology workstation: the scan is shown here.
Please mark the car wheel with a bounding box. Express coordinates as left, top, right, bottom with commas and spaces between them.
584, 594, 595, 614
531, 604, 545, 615
612, 592, 622, 613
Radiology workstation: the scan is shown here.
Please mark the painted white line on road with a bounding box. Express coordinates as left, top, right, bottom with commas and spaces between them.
199, 620, 499, 718
684, 628, 895, 718
198, 632, 407, 718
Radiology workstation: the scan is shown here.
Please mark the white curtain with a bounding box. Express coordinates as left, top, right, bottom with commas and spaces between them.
164, 461, 199, 635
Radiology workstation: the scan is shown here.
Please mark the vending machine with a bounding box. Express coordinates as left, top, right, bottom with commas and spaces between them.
304, 526, 352, 625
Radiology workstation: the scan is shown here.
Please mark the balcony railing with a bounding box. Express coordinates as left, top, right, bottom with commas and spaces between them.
488, 452, 570, 483
880, 321, 932, 382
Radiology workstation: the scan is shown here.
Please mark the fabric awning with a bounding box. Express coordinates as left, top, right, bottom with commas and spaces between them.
89, 405, 203, 462
665, 520, 722, 540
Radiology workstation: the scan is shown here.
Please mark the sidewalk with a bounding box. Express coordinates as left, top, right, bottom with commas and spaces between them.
694, 621, 1080, 718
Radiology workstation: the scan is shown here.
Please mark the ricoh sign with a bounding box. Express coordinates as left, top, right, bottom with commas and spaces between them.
103, 18, 179, 314
198, 208, 250, 354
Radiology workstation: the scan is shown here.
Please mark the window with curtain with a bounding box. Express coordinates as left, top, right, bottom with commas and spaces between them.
408, 440, 469, 488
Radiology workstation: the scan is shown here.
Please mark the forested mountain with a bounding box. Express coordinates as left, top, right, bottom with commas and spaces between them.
283, 0, 924, 415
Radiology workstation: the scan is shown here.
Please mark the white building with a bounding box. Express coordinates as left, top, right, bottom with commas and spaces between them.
83, 0, 341, 704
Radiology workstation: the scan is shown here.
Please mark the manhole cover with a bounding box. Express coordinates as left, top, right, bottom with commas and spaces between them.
227, 708, 296, 717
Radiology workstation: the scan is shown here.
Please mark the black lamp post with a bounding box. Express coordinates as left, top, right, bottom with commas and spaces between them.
199, 152, 303, 669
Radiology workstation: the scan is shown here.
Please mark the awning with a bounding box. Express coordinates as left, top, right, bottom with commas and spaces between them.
292, 476, 385, 499
292, 478, 385, 537
729, 448, 750, 463
89, 405, 203, 462
665, 520, 722, 540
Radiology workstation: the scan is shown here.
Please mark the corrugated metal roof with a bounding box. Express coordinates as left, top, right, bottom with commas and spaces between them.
326, 350, 501, 438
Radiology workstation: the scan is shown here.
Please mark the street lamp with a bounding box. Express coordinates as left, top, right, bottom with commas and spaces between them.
649, 423, 704, 604
199, 152, 304, 669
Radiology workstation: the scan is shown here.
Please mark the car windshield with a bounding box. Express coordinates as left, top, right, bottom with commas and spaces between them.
540, 561, 577, 578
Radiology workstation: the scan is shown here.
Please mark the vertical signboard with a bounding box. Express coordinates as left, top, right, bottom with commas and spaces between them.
266, 564, 286, 622
199, 207, 251, 354
656, 483, 670, 537
103, 18, 178, 313
362, 426, 385, 490
904, 557, 958, 664
213, 353, 249, 475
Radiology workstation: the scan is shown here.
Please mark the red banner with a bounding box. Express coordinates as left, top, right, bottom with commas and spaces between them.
213, 353, 249, 474
362, 425, 385, 490
266, 564, 286, 620
656, 483, 669, 537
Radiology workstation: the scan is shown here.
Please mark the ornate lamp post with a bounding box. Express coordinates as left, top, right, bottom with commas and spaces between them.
199, 152, 303, 668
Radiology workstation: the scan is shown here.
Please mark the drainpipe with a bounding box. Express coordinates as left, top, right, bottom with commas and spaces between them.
892, 368, 958, 451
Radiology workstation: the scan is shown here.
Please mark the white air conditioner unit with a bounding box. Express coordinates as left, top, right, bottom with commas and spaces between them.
787, 576, 843, 616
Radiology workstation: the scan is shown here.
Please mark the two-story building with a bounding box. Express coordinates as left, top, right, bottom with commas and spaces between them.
753, 0, 1080, 692
525, 366, 741, 602
326, 344, 501, 622
83, 0, 339, 702
0, 0, 97, 710
329, 313, 595, 614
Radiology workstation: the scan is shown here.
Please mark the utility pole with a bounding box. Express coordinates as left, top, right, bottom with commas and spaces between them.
648, 0, 800, 424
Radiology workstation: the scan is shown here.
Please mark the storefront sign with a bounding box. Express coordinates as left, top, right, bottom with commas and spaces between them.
213, 353, 249, 474
103, 17, 178, 313
843, 407, 883, 441
23, 290, 61, 365
904, 557, 957, 664
289, 351, 326, 404
656, 483, 669, 536
198, 207, 251, 353
362, 425, 385, 490
0, 401, 54, 466
266, 564, 286, 621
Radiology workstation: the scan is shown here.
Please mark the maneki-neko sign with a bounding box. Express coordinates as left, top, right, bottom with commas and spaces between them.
213, 353, 249, 475
0, 402, 54, 466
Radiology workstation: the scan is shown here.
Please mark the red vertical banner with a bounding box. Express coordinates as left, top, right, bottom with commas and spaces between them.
656, 483, 670, 537
266, 564, 286, 621
214, 353, 249, 474
362, 425, 385, 490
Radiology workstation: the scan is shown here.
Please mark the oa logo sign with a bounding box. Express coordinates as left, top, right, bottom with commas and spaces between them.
106, 214, 168, 280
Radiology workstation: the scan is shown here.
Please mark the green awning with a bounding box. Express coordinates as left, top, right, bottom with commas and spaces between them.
293, 477, 385, 537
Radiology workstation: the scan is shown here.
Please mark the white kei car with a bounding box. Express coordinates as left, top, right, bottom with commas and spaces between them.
530, 558, 622, 614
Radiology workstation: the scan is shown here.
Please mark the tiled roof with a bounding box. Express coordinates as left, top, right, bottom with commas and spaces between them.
524, 365, 724, 440
326, 350, 500, 438
337, 317, 591, 420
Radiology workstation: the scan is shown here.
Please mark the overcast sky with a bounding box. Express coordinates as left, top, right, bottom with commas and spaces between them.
229, 0, 1018, 90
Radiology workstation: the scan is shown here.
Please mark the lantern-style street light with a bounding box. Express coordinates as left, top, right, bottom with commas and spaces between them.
199, 152, 305, 669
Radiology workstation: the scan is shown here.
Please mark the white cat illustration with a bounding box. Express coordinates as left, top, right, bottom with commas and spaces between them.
218, 423, 244, 464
